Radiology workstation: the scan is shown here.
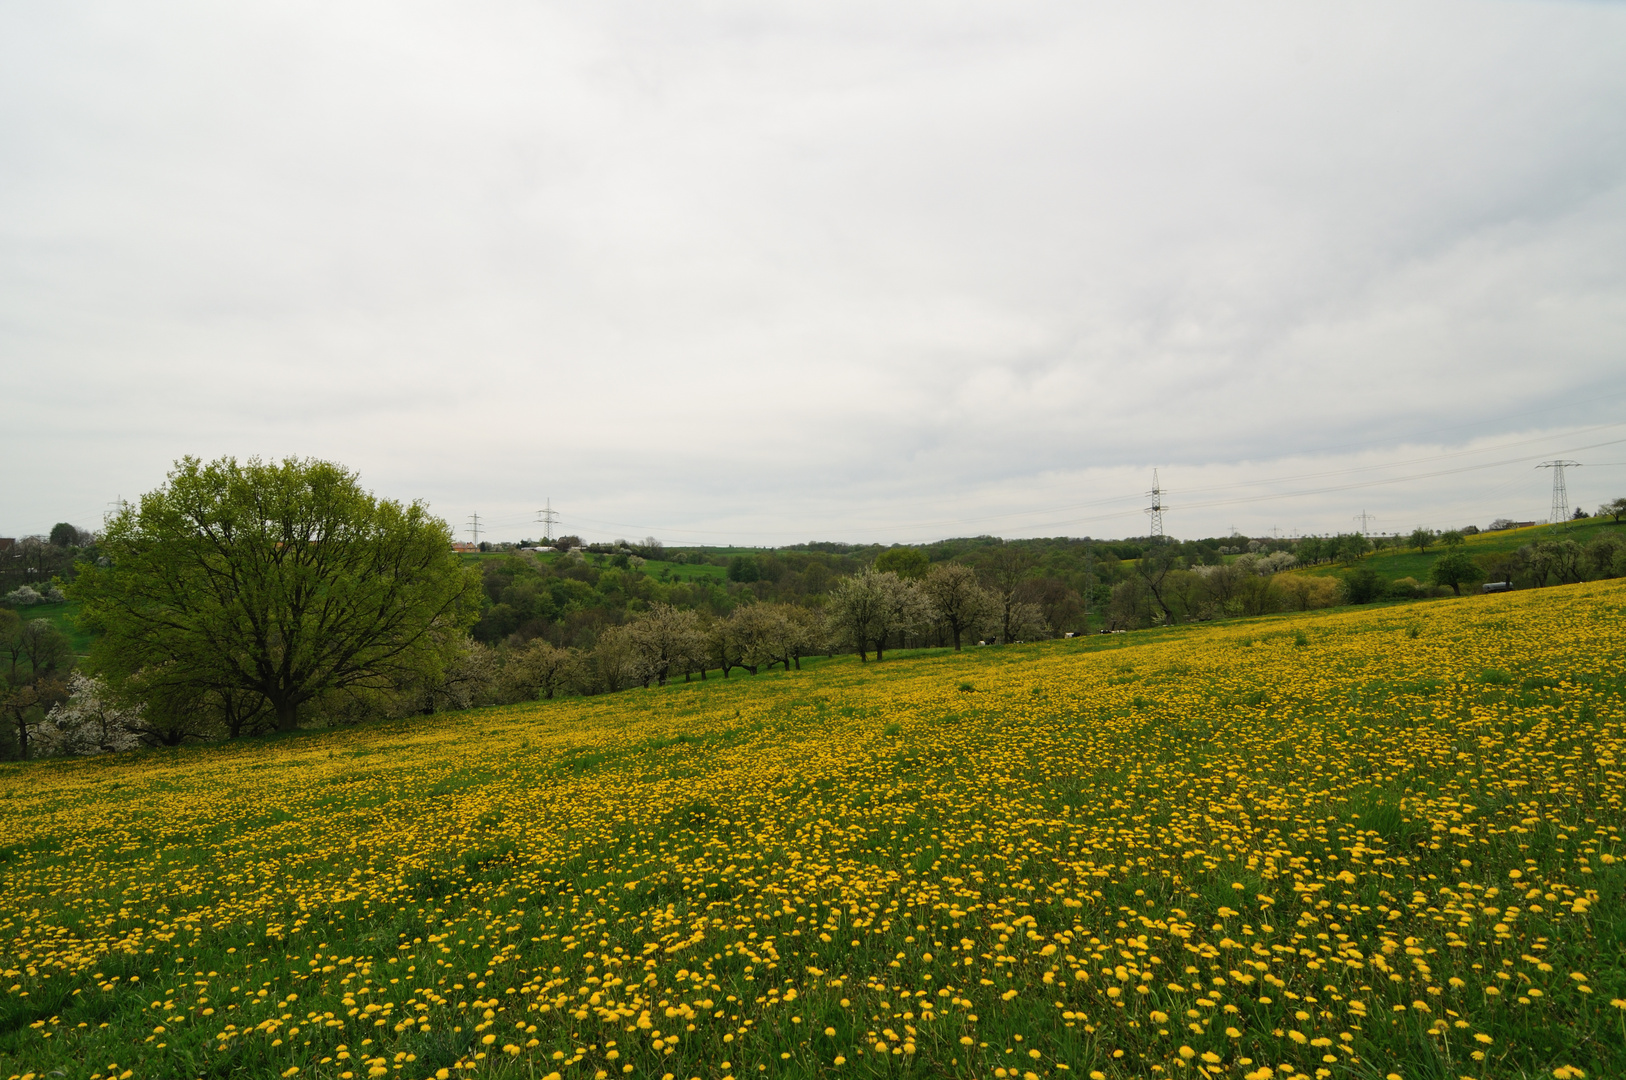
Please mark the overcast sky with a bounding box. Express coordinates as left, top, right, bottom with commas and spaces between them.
4, 1, 1625, 545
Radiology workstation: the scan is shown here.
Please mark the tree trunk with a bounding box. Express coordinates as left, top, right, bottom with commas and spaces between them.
952, 623, 962, 651
276, 698, 299, 733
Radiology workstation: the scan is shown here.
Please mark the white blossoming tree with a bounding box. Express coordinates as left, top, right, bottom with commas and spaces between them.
36, 673, 143, 756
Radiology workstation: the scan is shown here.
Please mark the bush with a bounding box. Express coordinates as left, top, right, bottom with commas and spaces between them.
1586, 534, 1624, 578
1342, 566, 1382, 605
1276, 575, 1340, 611
1385, 577, 1425, 600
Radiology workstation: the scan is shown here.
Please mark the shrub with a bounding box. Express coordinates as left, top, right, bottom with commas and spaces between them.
1385, 577, 1425, 600
1586, 534, 1624, 578
1276, 575, 1340, 611
1342, 566, 1381, 604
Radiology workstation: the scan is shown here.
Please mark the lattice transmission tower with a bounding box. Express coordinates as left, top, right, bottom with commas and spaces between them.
1146, 469, 1166, 542
1536, 460, 1581, 527
537, 499, 559, 542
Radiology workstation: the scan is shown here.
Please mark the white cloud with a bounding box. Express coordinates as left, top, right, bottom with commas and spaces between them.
3, 1, 1624, 541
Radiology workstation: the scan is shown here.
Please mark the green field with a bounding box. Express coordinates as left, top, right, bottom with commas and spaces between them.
647, 560, 730, 583
6, 599, 94, 658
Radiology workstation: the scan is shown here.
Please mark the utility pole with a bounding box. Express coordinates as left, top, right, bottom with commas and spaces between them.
466, 512, 482, 547
1353, 509, 1377, 535
1536, 461, 1582, 527
1146, 469, 1166, 542
536, 499, 559, 543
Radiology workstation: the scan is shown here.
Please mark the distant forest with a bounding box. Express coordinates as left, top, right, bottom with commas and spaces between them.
472, 534, 1169, 649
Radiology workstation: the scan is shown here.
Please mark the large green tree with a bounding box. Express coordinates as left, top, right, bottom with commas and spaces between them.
919, 562, 995, 651
74, 456, 480, 733
1429, 550, 1482, 596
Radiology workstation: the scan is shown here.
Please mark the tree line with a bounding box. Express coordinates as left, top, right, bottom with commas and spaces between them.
5, 454, 1623, 759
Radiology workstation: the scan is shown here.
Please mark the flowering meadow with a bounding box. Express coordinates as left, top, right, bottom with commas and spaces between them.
3, 581, 1624, 1080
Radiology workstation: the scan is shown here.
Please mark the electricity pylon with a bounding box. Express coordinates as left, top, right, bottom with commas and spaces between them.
537, 499, 559, 542
1146, 469, 1166, 542
1536, 461, 1581, 527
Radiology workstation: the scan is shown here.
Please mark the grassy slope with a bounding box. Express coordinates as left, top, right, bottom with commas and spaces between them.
1298, 516, 1624, 587
5, 599, 94, 658
2, 582, 1624, 1080
644, 560, 728, 583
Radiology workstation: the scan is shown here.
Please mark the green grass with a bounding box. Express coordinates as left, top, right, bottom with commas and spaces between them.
6, 599, 94, 657
646, 559, 729, 583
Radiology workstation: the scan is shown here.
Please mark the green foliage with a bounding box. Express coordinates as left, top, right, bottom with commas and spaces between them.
1343, 565, 1381, 604
0, 607, 20, 685
13, 600, 94, 656
47, 522, 86, 548
873, 547, 929, 580
73, 456, 481, 735
1429, 549, 1482, 595
18, 619, 71, 680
